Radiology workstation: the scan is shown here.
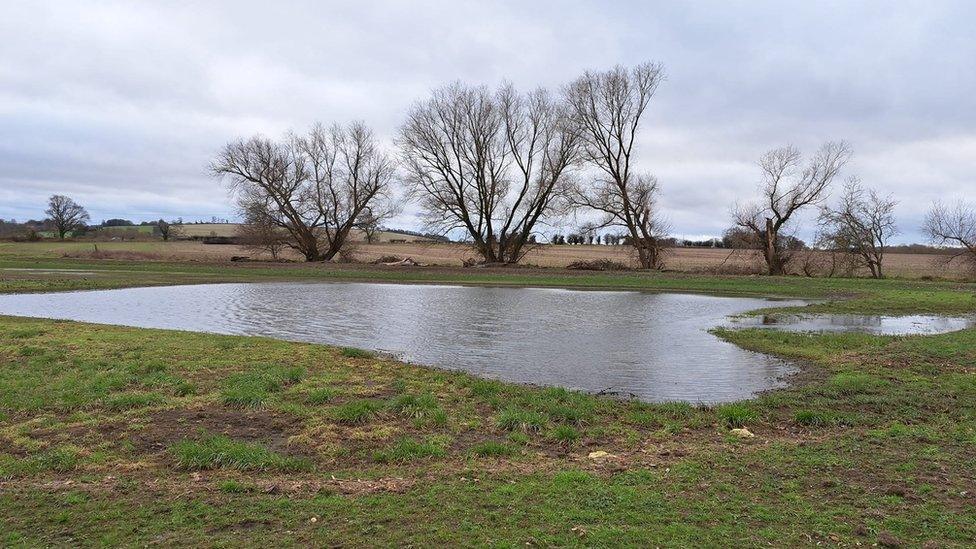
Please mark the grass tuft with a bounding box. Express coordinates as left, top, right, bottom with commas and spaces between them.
0, 446, 83, 479
332, 399, 383, 424
496, 407, 546, 432
218, 479, 256, 493
826, 373, 888, 395
716, 402, 756, 428
388, 393, 447, 426
304, 387, 340, 404
373, 437, 448, 463
170, 435, 310, 472
220, 366, 305, 408
794, 410, 834, 427
103, 391, 165, 411
340, 347, 374, 359
550, 424, 581, 444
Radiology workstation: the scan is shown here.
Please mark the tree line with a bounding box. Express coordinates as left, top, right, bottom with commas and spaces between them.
209, 60, 975, 277
16, 62, 976, 277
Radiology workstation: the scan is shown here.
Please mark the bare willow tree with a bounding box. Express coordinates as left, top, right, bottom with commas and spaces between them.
212, 122, 396, 261
732, 141, 852, 275
923, 201, 976, 274
819, 177, 898, 278
399, 82, 579, 264
45, 195, 90, 239
564, 62, 670, 269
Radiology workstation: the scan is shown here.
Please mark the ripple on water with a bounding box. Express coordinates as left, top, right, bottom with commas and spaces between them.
0, 282, 817, 403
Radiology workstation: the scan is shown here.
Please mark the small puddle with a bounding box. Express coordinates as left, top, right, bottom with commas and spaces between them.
726, 314, 974, 336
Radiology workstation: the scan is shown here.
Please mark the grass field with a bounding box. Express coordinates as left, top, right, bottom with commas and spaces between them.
0, 247, 975, 546
1, 239, 967, 279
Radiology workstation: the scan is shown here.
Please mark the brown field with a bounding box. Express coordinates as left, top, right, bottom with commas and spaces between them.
4, 240, 968, 279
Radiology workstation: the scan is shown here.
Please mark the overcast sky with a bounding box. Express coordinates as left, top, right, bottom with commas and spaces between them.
2, 0, 974, 242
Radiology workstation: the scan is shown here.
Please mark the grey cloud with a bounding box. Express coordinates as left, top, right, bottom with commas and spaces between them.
1, 0, 973, 242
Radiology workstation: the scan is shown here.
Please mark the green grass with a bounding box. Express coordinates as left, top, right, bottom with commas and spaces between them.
170, 435, 310, 472
549, 424, 581, 444
793, 409, 836, 427
219, 366, 304, 408
373, 437, 449, 463
496, 407, 546, 432
388, 393, 448, 426
302, 386, 340, 404
103, 391, 165, 410
331, 399, 384, 424
715, 402, 757, 428
0, 446, 83, 478
1, 256, 976, 545
340, 347, 374, 359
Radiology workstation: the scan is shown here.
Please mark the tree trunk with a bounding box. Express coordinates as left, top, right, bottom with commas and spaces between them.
764, 218, 785, 275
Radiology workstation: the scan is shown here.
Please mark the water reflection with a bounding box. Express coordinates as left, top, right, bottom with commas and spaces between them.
728, 313, 973, 335
0, 282, 814, 403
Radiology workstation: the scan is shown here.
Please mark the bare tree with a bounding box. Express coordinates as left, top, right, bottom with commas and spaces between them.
923, 201, 976, 274
212, 122, 396, 262
355, 206, 384, 244
732, 141, 852, 275
236, 206, 288, 260
157, 219, 183, 241
799, 228, 859, 278
45, 195, 90, 239
399, 82, 579, 264
819, 177, 898, 278
564, 62, 670, 269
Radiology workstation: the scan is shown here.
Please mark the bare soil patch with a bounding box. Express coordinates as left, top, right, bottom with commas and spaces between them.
129, 406, 305, 456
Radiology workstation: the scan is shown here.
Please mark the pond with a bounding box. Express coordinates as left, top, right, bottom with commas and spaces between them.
0, 282, 968, 403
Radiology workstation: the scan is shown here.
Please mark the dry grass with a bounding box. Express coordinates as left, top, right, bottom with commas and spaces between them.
1, 240, 968, 279
352, 243, 968, 279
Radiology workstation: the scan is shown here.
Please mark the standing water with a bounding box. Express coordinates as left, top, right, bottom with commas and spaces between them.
0, 282, 811, 403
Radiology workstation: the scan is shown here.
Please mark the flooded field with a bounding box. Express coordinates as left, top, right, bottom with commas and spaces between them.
0, 282, 968, 402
